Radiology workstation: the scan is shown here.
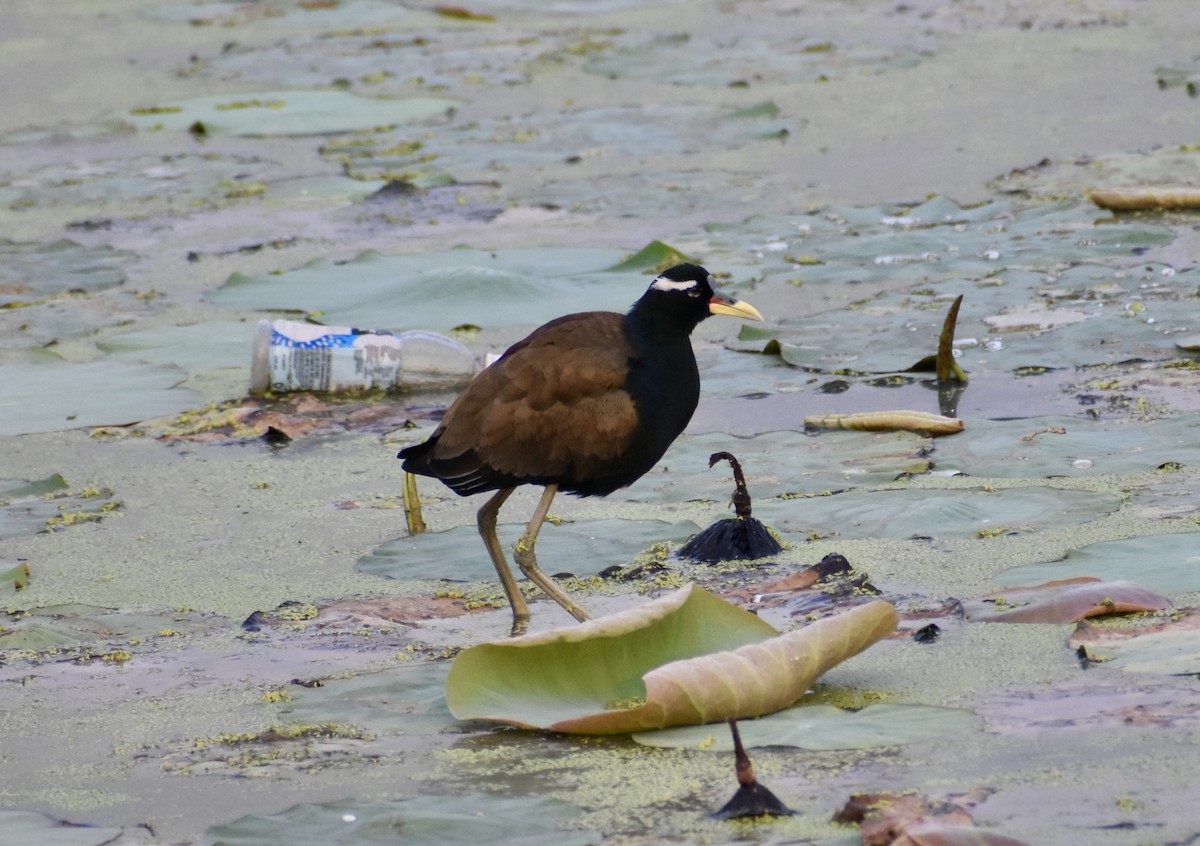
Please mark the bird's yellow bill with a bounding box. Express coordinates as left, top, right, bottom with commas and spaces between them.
709, 297, 763, 321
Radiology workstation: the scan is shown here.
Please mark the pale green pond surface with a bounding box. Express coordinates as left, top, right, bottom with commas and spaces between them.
3, 0, 1200, 843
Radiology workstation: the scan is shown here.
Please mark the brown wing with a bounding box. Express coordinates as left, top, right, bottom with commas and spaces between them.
432, 311, 638, 484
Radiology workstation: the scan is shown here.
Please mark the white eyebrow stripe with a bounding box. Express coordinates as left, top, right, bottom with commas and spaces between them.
651, 276, 698, 292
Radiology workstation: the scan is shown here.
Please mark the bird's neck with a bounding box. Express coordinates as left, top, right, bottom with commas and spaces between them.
625, 299, 702, 346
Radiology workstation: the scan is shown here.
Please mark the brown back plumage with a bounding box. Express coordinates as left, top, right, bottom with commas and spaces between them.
400, 311, 640, 496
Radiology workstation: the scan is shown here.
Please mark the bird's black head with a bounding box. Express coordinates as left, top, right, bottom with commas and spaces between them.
630, 263, 762, 334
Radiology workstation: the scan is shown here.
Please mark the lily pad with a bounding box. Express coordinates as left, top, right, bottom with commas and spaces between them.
207, 794, 600, 846
97, 320, 256, 374
207, 28, 536, 93
0, 475, 118, 540
325, 101, 796, 186
962, 578, 1171, 624
124, 90, 458, 137
1101, 629, 1200, 676
0, 239, 130, 306
0, 810, 133, 846
446, 585, 897, 734
0, 604, 224, 653
991, 148, 1200, 202
769, 262, 1195, 377
357, 519, 701, 582
633, 702, 974, 749
631, 429, 935, 503
279, 662, 458, 736
0, 354, 203, 437
211, 246, 642, 331
995, 533, 1200, 596
585, 33, 924, 86
757, 486, 1122, 541
706, 199, 1172, 292
0, 155, 263, 213
931, 416, 1200, 478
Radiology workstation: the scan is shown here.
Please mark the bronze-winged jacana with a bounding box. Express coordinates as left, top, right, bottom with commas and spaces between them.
398, 264, 762, 633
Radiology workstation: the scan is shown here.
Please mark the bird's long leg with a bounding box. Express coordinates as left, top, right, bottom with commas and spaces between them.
514, 484, 591, 623
476, 487, 531, 635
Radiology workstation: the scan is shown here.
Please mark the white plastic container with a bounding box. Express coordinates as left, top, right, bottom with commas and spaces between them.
250, 319, 476, 394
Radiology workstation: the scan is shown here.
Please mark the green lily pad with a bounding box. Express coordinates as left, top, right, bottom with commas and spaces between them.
0, 155, 263, 212
0, 239, 130, 307
757, 486, 1122, 541
1155, 55, 1200, 94
995, 533, 1200, 596
0, 354, 203, 436
210, 246, 641, 330
585, 33, 924, 86
447, 585, 897, 733
0, 604, 225, 653
991, 148, 1200, 201
632, 430, 933, 503
1, 561, 31, 594
0, 475, 117, 540
357, 519, 701, 582
632, 702, 974, 749
124, 90, 458, 137
1103, 629, 1200, 675
280, 662, 458, 736
706, 199, 1171, 291
325, 101, 796, 186
769, 262, 1193, 376
207, 794, 600, 846
0, 810, 129, 846
97, 320, 256, 374
207, 28, 535, 93
932, 416, 1200, 478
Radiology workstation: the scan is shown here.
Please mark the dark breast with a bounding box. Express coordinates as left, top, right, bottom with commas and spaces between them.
398, 311, 701, 498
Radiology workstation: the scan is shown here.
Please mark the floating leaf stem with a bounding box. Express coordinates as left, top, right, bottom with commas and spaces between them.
403, 471, 427, 535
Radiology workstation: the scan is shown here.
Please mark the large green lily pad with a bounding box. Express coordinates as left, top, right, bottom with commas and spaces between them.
995, 533, 1200, 596
756, 486, 1122, 541
932, 415, 1200, 478
324, 101, 796, 185
280, 662, 458, 736
97, 320, 256, 374
210, 246, 644, 330
0, 603, 225, 653
0, 353, 203, 437
1102, 629, 1200, 676
705, 199, 1172, 290
207, 794, 600, 846
447, 585, 897, 734
0, 811, 134, 846
0, 155, 264, 213
585, 33, 924, 86
357, 519, 701, 582
630, 429, 933, 504
0, 239, 130, 306
124, 90, 458, 137
0, 475, 118, 541
207, 29, 537, 93
632, 702, 975, 750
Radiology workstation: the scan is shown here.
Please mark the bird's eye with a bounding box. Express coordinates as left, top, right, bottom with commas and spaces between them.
686, 288, 701, 298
